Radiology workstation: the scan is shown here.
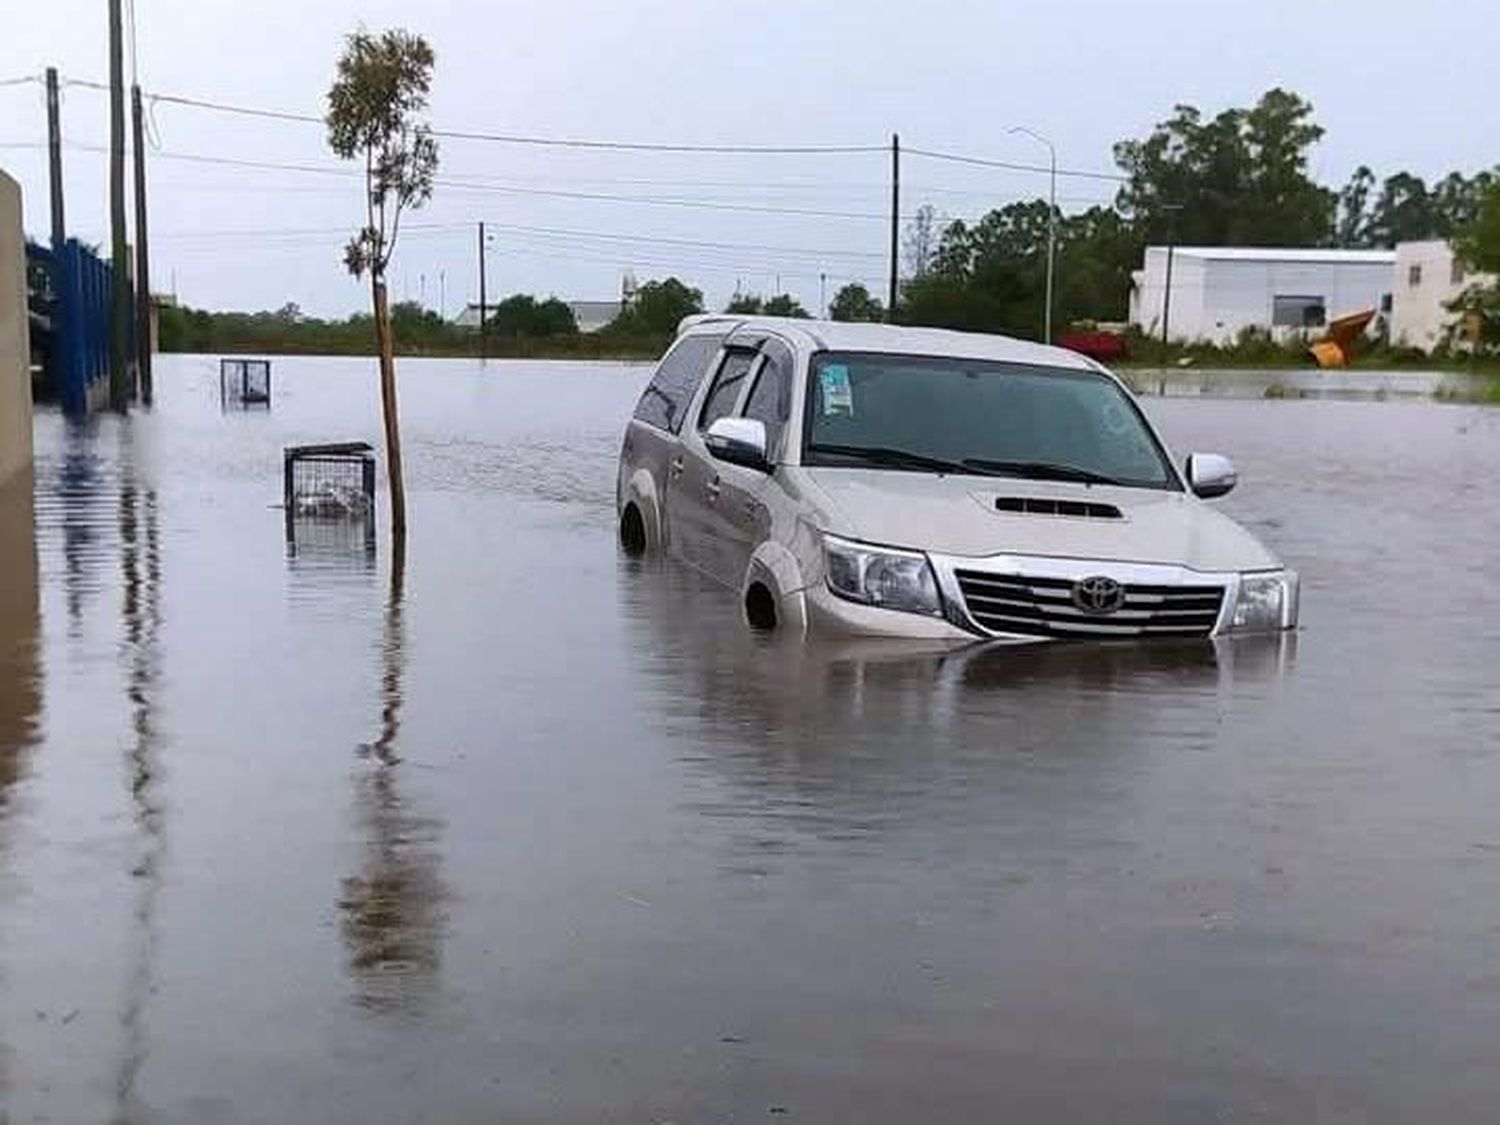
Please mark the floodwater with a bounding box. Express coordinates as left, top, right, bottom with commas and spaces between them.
0, 355, 1496, 1124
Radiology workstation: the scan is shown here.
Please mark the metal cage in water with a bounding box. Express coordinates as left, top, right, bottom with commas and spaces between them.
283, 442, 377, 555
221, 358, 272, 407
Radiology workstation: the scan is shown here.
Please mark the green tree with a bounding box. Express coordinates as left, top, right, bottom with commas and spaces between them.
762, 293, 809, 318
608, 277, 703, 336
325, 27, 438, 538
1455, 179, 1500, 274
828, 282, 884, 322
488, 294, 578, 339
1114, 88, 1334, 246
724, 294, 763, 314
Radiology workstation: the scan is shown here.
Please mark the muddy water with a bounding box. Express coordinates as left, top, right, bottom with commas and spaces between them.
0, 356, 1496, 1123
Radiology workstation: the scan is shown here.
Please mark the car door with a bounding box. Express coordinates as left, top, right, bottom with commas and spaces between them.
712, 337, 794, 583
621, 331, 725, 547
665, 347, 759, 584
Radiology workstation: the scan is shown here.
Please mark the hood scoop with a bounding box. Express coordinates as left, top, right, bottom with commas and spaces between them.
993, 495, 1124, 520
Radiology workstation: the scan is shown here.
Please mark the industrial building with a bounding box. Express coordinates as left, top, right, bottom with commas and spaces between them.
1129, 246, 1396, 346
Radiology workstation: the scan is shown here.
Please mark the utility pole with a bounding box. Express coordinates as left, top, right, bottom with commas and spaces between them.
819, 272, 827, 319
887, 133, 900, 323
45, 68, 65, 252
1159, 203, 1183, 355
1008, 126, 1056, 342
477, 221, 487, 359
1160, 242, 1175, 354
108, 0, 132, 410
131, 84, 153, 404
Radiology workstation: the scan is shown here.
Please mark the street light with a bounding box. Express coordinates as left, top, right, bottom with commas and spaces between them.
1008, 125, 1057, 343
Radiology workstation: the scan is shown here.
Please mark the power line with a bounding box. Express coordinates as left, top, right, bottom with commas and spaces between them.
906, 145, 1127, 184
61, 142, 899, 220
0, 75, 40, 88
74, 84, 884, 155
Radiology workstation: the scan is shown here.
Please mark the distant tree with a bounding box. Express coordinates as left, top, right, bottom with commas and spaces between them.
724, 294, 763, 314
762, 293, 810, 318
903, 204, 939, 278
1452, 180, 1500, 351
1366, 171, 1436, 247
829, 282, 884, 322
275, 301, 304, 323
1335, 166, 1376, 246
325, 27, 438, 538
1114, 88, 1334, 247
1455, 179, 1500, 274
608, 277, 703, 336
488, 294, 578, 338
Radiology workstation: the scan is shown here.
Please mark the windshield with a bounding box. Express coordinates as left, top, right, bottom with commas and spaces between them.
802, 352, 1179, 490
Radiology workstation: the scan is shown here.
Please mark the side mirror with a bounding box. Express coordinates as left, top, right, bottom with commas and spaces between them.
704, 417, 771, 472
1186, 453, 1237, 499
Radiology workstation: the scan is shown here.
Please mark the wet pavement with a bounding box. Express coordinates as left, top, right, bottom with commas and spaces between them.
0, 355, 1497, 1123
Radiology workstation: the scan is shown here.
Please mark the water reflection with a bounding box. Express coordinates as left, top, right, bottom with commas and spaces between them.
619, 555, 1295, 850
338, 540, 447, 1013
113, 425, 165, 1123
57, 421, 109, 630
0, 471, 41, 806
0, 470, 41, 1110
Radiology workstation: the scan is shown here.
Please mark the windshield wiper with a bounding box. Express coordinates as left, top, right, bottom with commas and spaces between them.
960, 459, 1129, 486
808, 443, 976, 475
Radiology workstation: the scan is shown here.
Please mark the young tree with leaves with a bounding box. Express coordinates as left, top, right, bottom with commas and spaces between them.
828, 283, 885, 322
326, 28, 438, 538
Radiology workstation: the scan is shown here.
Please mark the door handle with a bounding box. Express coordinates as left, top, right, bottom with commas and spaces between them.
668, 457, 684, 478
705, 478, 721, 502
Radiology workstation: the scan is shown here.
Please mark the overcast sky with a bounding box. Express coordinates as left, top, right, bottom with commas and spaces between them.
2, 0, 1494, 318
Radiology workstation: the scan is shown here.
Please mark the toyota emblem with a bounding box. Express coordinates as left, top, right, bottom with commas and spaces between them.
1072, 575, 1126, 615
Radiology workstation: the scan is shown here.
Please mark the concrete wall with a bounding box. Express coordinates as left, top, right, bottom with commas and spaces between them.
0, 171, 32, 485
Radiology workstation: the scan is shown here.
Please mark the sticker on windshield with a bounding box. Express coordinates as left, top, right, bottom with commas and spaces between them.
819, 364, 854, 417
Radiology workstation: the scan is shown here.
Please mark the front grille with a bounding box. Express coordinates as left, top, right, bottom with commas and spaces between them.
993, 496, 1123, 519
954, 570, 1225, 639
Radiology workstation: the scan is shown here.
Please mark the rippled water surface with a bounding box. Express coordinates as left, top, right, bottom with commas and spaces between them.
1, 355, 1497, 1123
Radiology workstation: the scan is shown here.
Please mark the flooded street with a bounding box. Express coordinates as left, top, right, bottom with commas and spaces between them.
1, 355, 1497, 1123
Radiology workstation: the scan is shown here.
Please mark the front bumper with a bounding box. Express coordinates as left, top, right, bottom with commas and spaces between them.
806, 551, 1297, 642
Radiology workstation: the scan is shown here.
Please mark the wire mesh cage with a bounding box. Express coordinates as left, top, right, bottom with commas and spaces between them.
284, 442, 377, 555
221, 358, 272, 407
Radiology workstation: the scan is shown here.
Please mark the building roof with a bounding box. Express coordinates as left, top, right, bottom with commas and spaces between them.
1151, 246, 1396, 265
677, 315, 1097, 371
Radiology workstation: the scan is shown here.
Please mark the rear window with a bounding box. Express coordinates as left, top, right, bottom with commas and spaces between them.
632, 333, 725, 433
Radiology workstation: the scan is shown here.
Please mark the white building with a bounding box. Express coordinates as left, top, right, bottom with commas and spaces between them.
1390, 240, 1488, 351
1129, 246, 1396, 345
452, 299, 624, 333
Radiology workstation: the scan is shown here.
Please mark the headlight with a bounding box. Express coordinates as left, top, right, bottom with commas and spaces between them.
823, 534, 942, 617
1229, 570, 1299, 632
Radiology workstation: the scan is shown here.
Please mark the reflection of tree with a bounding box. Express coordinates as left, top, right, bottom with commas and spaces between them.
338, 540, 447, 1013
113, 428, 164, 1124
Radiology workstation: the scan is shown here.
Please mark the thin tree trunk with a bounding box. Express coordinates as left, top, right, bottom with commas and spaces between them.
372, 278, 407, 538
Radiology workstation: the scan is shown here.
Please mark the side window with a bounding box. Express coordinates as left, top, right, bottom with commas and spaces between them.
697, 350, 757, 432
742, 345, 793, 459
632, 333, 725, 434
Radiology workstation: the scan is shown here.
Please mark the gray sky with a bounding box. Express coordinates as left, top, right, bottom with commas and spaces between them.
2, 0, 1494, 318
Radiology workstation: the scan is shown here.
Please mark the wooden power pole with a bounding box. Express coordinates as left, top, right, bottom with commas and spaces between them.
108, 0, 132, 409
887, 133, 900, 323
131, 84, 153, 404
477, 221, 487, 359
45, 68, 65, 251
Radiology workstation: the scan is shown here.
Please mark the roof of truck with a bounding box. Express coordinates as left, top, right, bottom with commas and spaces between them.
677, 314, 1098, 371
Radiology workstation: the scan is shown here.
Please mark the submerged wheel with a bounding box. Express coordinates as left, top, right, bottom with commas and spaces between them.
744, 582, 778, 631
619, 503, 647, 556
